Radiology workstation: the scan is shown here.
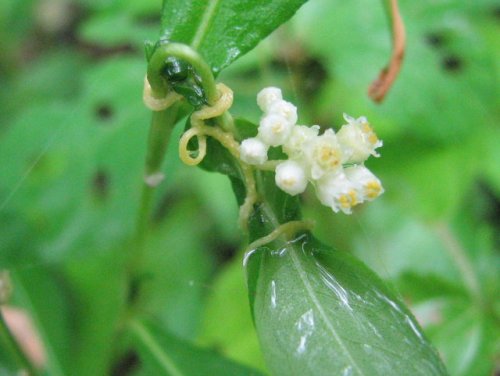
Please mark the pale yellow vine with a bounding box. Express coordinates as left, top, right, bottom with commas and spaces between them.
177, 83, 259, 229
143, 76, 183, 111
244, 220, 315, 259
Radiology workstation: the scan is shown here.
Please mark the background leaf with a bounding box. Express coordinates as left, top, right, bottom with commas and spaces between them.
10, 267, 71, 376
199, 254, 267, 373
129, 319, 265, 375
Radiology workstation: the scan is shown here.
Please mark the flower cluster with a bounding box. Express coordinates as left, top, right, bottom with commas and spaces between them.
240, 87, 384, 214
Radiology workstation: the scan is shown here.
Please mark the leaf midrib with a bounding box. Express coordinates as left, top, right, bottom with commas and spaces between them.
259, 201, 366, 375
190, 0, 222, 49
130, 320, 184, 376
288, 246, 366, 375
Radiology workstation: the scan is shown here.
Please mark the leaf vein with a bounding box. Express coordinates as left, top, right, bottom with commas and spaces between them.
191, 0, 222, 49
288, 246, 367, 376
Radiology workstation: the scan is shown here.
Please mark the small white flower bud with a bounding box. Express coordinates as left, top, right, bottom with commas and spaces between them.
268, 100, 298, 126
275, 160, 308, 196
315, 172, 359, 214
240, 137, 269, 165
258, 114, 294, 146
303, 129, 343, 180
344, 165, 384, 201
257, 87, 283, 112
337, 113, 382, 164
283, 125, 320, 159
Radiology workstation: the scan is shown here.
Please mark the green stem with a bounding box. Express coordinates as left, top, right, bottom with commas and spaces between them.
130, 103, 181, 275
0, 308, 39, 376
147, 43, 218, 104
435, 222, 483, 305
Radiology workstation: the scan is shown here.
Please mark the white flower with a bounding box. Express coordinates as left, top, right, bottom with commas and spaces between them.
344, 165, 384, 201
257, 87, 283, 112
337, 113, 383, 164
268, 100, 298, 126
247, 87, 385, 214
258, 113, 294, 146
275, 160, 308, 196
283, 125, 320, 159
303, 129, 343, 180
315, 172, 360, 214
240, 137, 269, 165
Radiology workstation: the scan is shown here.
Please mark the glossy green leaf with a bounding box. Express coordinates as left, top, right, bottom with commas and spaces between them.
245, 231, 448, 376
129, 319, 265, 375
160, 0, 309, 73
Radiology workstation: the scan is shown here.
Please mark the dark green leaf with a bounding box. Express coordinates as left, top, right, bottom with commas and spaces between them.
245, 232, 449, 375
129, 319, 265, 375
160, 0, 309, 73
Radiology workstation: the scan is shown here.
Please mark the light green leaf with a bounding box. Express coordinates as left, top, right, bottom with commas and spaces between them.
62, 254, 127, 376
292, 0, 497, 143
426, 300, 500, 376
160, 0, 309, 73
199, 255, 267, 373
11, 266, 71, 376
139, 197, 214, 340
129, 319, 265, 375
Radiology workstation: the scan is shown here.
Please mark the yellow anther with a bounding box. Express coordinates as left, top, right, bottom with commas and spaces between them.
348, 190, 358, 205
368, 134, 379, 145
362, 122, 373, 133
365, 181, 382, 199
318, 147, 340, 167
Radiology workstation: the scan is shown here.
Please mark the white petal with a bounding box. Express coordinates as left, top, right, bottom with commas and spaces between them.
268, 100, 298, 126
283, 125, 320, 159
240, 137, 269, 165
275, 160, 308, 196
258, 114, 294, 146
315, 172, 359, 214
303, 128, 343, 180
343, 113, 355, 124
257, 87, 283, 112
344, 165, 384, 201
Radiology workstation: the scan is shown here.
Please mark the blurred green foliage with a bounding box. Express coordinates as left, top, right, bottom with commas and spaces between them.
0, 0, 498, 375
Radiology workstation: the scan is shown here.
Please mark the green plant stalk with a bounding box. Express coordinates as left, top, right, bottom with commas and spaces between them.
128, 42, 222, 305
0, 309, 39, 376
130, 103, 181, 275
